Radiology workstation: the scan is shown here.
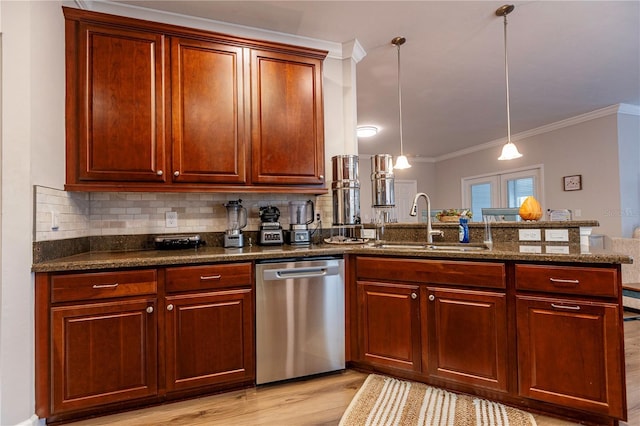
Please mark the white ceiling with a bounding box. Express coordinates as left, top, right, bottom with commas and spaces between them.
113, 0, 640, 160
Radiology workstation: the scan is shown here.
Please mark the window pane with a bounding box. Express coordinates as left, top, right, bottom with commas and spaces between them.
506, 177, 534, 207
471, 183, 492, 222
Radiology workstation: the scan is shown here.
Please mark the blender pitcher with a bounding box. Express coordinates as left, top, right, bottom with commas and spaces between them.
289, 200, 314, 227
287, 200, 314, 245
224, 199, 247, 247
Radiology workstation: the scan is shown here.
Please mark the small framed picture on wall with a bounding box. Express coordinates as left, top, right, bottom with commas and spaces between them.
563, 175, 582, 191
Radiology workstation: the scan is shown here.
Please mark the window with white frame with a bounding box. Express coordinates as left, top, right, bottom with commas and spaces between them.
462, 166, 544, 222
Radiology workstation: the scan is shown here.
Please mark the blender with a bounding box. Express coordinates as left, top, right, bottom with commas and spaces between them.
224, 199, 247, 248
286, 200, 314, 245
258, 205, 283, 246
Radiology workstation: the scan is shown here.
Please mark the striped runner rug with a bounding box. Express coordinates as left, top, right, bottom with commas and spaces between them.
339, 374, 537, 426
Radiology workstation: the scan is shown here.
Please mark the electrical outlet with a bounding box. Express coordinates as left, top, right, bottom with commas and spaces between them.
316, 213, 321, 222
51, 211, 59, 231
165, 211, 178, 228
518, 229, 541, 241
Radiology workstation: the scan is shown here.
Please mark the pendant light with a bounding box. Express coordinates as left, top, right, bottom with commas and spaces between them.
496, 5, 523, 161
392, 36, 411, 169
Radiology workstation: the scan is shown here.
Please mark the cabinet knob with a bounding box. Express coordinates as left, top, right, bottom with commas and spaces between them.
428, 294, 435, 301
411, 292, 418, 300
156, 170, 163, 176
174, 171, 180, 177
146, 306, 154, 314
319, 175, 324, 180
167, 304, 174, 311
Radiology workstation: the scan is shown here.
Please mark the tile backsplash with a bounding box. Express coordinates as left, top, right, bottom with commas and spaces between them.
34, 185, 332, 242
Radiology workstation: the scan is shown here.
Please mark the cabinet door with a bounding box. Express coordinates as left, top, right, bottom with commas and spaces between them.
250, 50, 324, 185
517, 295, 625, 419
357, 281, 421, 372
164, 289, 254, 391
424, 287, 508, 391
51, 298, 158, 413
74, 23, 167, 182
171, 38, 247, 184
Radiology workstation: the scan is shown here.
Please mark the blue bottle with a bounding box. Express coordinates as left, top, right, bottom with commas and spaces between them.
459, 217, 469, 243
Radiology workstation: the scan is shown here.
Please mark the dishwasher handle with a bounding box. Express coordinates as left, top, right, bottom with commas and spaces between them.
262, 264, 341, 281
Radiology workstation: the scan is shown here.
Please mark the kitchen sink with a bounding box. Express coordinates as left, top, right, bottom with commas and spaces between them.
371, 241, 489, 252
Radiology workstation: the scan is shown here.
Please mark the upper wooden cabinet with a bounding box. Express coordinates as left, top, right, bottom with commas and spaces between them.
250, 49, 324, 185
171, 37, 247, 184
63, 7, 327, 193
68, 22, 168, 183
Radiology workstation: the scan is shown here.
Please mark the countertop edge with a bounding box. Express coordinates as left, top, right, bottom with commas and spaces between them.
31, 244, 632, 273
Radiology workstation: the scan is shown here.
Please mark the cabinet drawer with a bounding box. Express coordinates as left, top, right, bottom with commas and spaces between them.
356, 256, 505, 289
165, 262, 252, 293
515, 264, 618, 297
51, 270, 157, 303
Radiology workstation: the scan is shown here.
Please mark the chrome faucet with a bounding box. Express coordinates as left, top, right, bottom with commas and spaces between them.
410, 192, 444, 243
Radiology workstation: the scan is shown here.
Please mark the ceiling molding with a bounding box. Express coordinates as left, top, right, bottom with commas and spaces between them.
435, 104, 634, 162
87, 0, 346, 59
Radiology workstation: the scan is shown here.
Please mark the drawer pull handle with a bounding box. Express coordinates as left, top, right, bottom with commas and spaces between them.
549, 278, 580, 285
92, 283, 119, 289
551, 303, 581, 311
200, 274, 222, 281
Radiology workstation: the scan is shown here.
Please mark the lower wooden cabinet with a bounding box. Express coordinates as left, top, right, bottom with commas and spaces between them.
351, 256, 627, 425
423, 287, 508, 392
164, 289, 254, 391
516, 294, 625, 418
36, 262, 255, 421
51, 298, 158, 414
356, 281, 421, 372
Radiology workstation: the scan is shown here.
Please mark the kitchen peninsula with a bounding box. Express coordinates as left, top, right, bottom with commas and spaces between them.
33, 220, 631, 426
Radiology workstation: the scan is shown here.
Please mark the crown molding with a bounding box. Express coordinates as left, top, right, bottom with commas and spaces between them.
80, 0, 347, 59
435, 103, 637, 162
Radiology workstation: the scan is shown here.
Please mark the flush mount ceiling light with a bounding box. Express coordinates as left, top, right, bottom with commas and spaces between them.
357, 126, 379, 138
496, 4, 523, 161
392, 36, 411, 170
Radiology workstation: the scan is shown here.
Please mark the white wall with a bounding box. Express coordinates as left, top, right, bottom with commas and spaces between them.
434, 111, 626, 238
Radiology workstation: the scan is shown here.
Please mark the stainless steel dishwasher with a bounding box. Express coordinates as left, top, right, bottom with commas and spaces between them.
255, 256, 345, 384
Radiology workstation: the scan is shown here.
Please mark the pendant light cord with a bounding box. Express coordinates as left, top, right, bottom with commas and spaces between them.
397, 42, 404, 155
503, 13, 512, 144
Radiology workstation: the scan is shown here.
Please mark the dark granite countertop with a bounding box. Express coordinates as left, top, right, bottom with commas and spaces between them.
32, 241, 632, 273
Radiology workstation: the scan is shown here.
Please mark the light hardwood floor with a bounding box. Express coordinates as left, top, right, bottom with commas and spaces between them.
68, 316, 640, 426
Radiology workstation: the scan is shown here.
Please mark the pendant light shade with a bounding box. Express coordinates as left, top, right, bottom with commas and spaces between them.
392, 36, 411, 169
496, 4, 523, 161
498, 141, 523, 160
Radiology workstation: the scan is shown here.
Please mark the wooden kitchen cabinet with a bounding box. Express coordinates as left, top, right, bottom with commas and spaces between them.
163, 263, 255, 393
65, 18, 168, 184
515, 264, 626, 419
63, 7, 327, 193
250, 49, 325, 185
51, 298, 158, 414
356, 281, 422, 373
171, 37, 247, 184
37, 269, 159, 417
423, 287, 508, 392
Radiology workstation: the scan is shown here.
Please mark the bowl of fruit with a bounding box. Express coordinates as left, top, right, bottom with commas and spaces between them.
435, 209, 472, 222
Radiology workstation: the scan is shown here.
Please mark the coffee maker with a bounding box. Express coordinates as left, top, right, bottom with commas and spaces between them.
287, 200, 314, 245
258, 205, 283, 245
224, 199, 247, 248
